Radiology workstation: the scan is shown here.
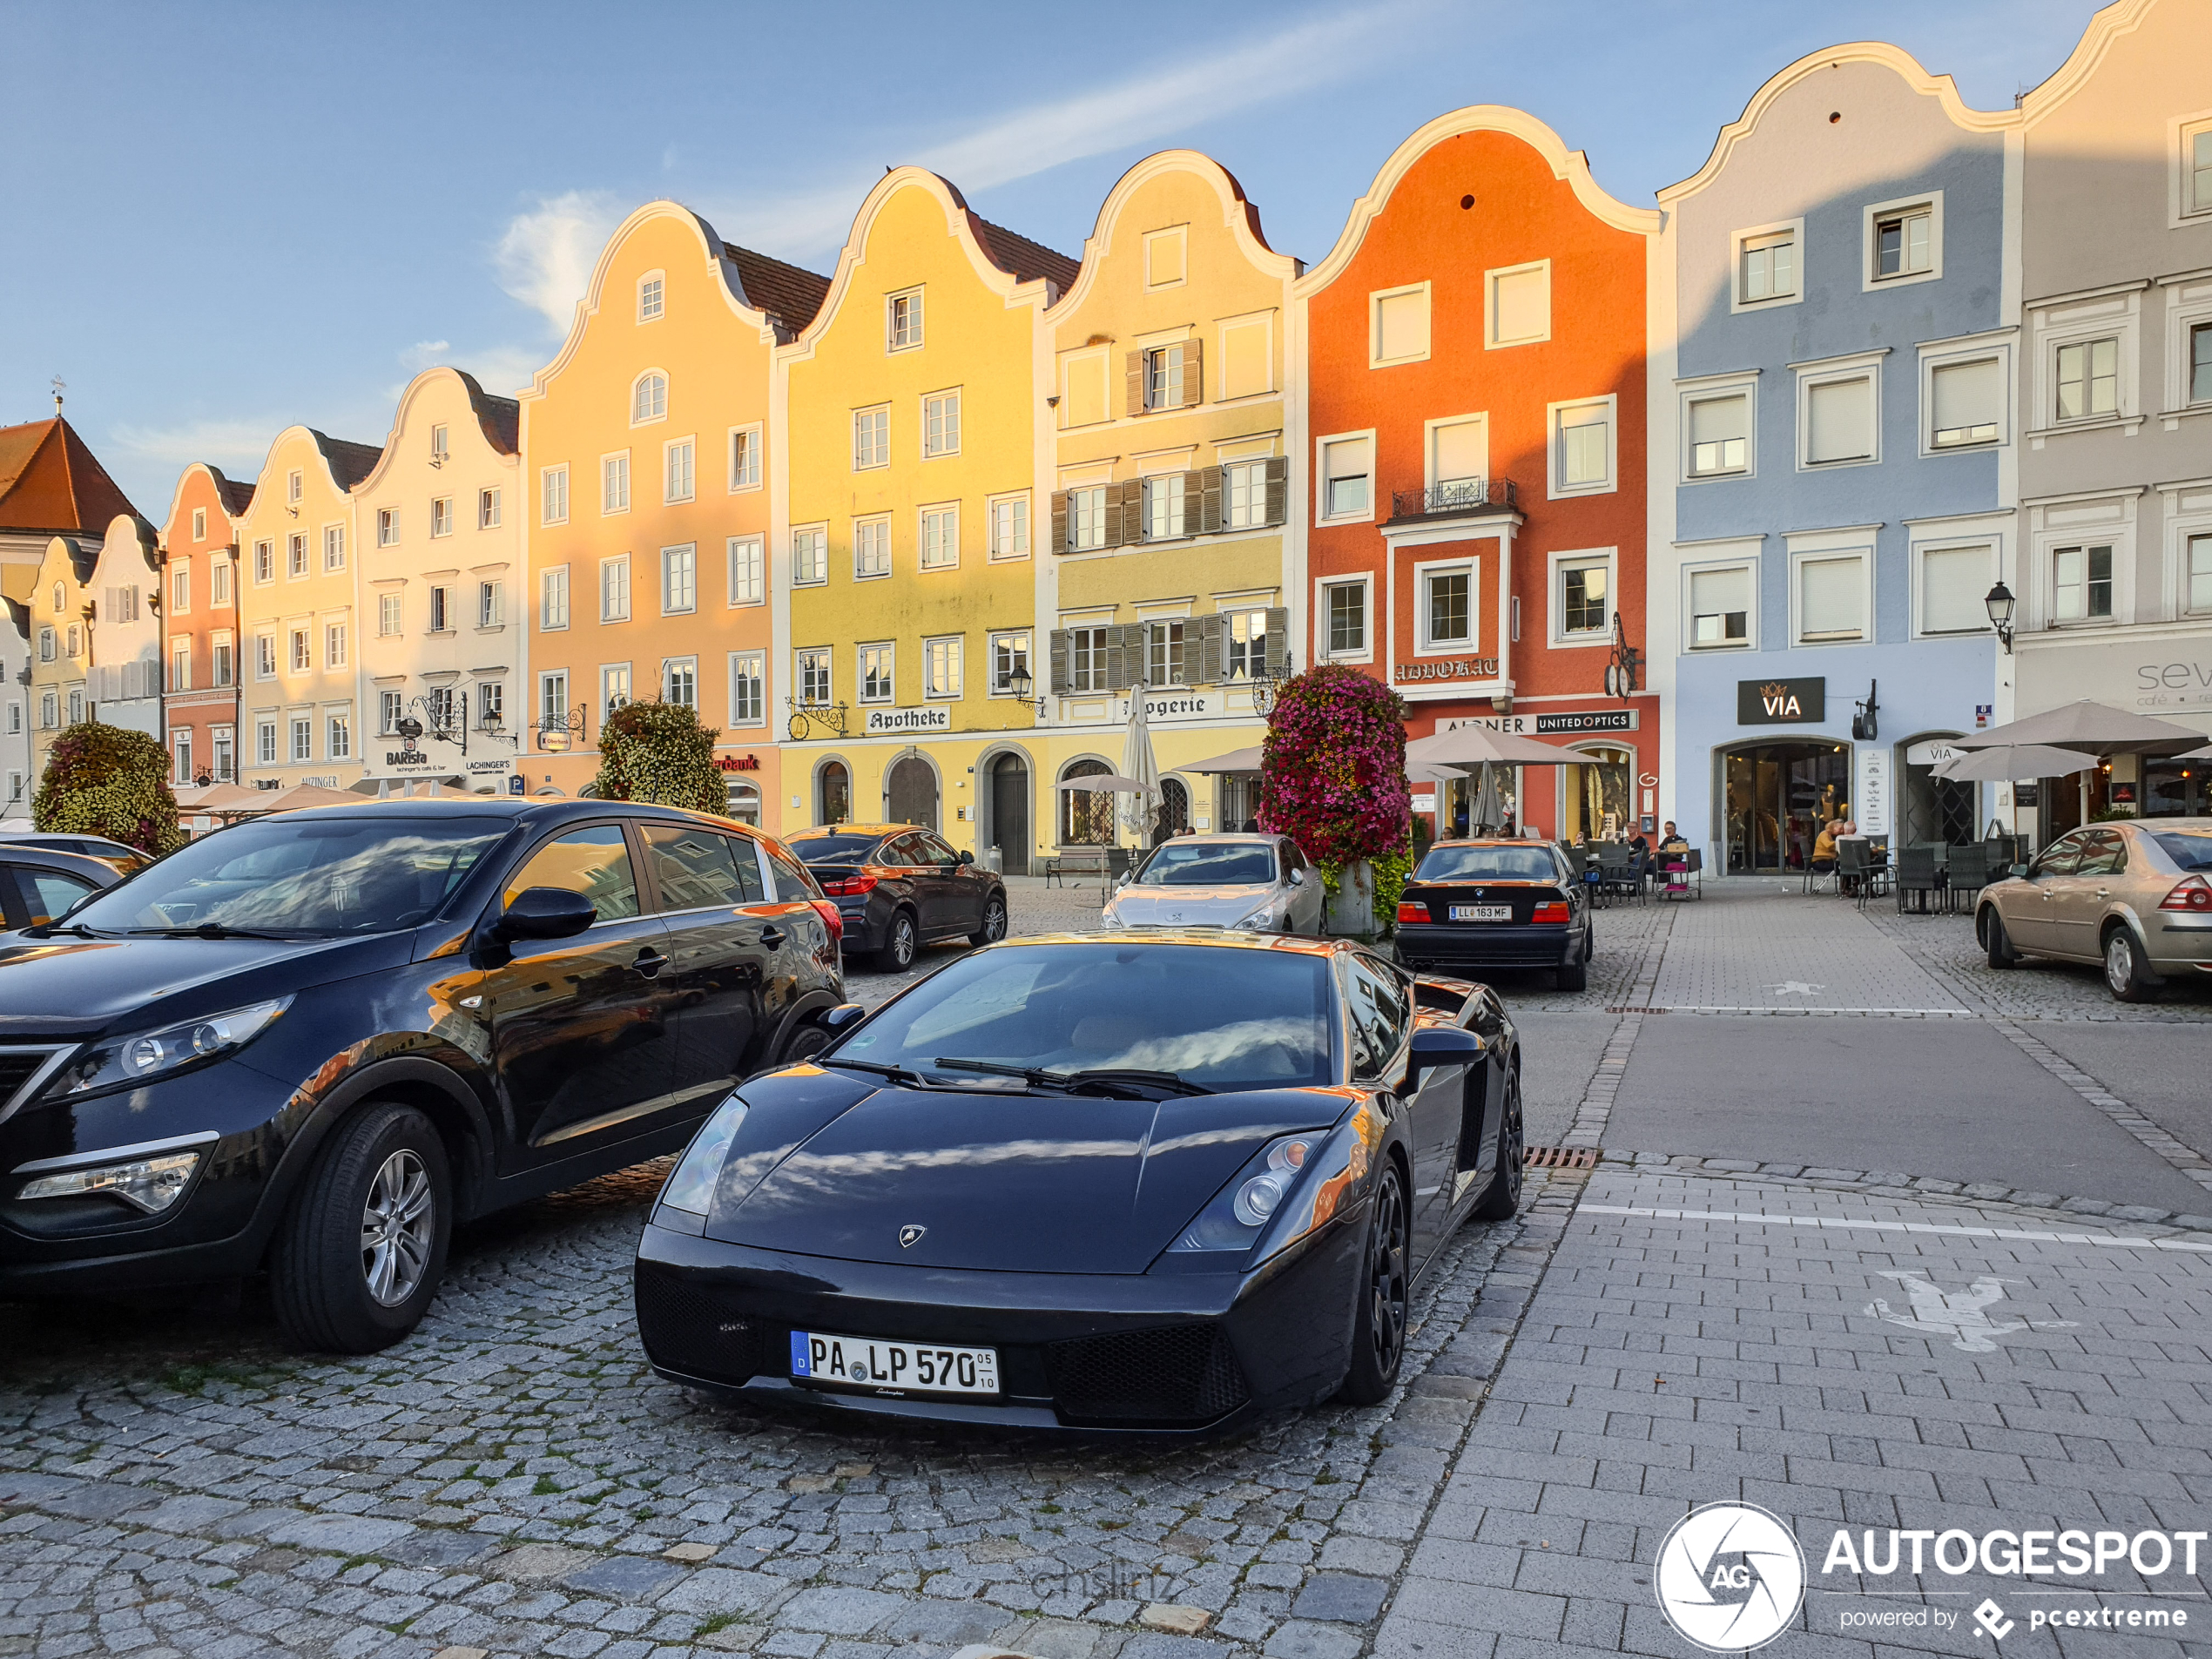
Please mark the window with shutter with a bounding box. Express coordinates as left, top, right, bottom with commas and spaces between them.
1431, 418, 1486, 492
1372, 287, 1430, 365
1688, 395, 1749, 475
1049, 629, 1071, 695
1195, 615, 1227, 685
1263, 456, 1288, 527
1930, 359, 2000, 448
1919, 545, 1991, 634
1125, 351, 1147, 417
1488, 264, 1549, 346
1178, 336, 1202, 408
1264, 606, 1290, 676
1805, 377, 1873, 464
1797, 555, 1866, 641
1200, 466, 1225, 533
1321, 437, 1372, 519
1689, 566, 1751, 648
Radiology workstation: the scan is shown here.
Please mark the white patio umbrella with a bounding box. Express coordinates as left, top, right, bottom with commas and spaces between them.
1181, 745, 1264, 773
2177, 742, 2212, 762
1405, 726, 1577, 768
1122, 685, 1160, 840
1932, 744, 2094, 782
1059, 772, 1150, 792
1952, 699, 2205, 757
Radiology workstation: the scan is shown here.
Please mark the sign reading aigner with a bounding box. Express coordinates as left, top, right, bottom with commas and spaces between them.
863, 707, 952, 735
1737, 677, 1826, 725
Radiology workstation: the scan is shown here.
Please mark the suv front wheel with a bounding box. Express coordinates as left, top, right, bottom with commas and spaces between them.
271, 1102, 452, 1353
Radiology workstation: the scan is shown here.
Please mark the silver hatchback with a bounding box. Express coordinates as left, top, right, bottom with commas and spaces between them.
1101, 833, 1325, 935
1975, 818, 2212, 1001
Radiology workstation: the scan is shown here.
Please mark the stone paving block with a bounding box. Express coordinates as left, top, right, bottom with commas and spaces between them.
1260, 1619, 1364, 1659
778, 1588, 908, 1635
658, 1569, 792, 1619
565, 1556, 685, 1598
1287, 1575, 1386, 1625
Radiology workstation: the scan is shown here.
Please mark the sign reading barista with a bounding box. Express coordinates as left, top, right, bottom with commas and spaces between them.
1737, 677, 1826, 725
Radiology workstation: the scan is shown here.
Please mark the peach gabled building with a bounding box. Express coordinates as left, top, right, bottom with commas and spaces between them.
159, 464, 253, 784
1297, 109, 1662, 840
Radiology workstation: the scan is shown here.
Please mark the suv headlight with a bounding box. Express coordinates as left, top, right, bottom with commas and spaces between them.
51, 998, 292, 1100
661, 1096, 748, 1217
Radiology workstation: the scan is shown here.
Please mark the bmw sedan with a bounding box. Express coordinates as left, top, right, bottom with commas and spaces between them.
786, 824, 1008, 972
0, 800, 844, 1352
633, 933, 1525, 1434
1393, 838, 1594, 991
1100, 834, 1324, 935
1977, 818, 2212, 1001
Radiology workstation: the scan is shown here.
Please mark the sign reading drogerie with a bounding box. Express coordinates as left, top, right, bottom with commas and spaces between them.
1737, 677, 1826, 725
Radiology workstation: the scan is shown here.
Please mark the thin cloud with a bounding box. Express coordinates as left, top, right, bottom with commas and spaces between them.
494, 188, 624, 334
109, 415, 284, 473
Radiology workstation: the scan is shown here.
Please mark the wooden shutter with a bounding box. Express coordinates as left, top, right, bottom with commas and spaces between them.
1125, 351, 1148, 417
1049, 629, 1071, 695
1104, 625, 1129, 691
1179, 336, 1203, 407
1050, 489, 1069, 555
1196, 614, 1227, 684
1264, 606, 1291, 676
1113, 479, 1143, 547
1263, 456, 1289, 527
1190, 469, 1214, 535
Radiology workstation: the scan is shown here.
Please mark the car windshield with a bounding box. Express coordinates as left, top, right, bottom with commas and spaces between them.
790, 834, 886, 865
1416, 845, 1561, 882
2152, 828, 2212, 871
67, 816, 511, 936
1135, 843, 1276, 887
833, 942, 1335, 1092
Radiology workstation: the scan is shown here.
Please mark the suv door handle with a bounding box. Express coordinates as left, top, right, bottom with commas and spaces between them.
759, 925, 785, 949
634, 948, 670, 977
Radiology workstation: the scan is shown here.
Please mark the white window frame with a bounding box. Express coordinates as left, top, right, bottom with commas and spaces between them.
1677, 372, 1757, 482
2028, 290, 2142, 438
1140, 473, 1188, 543
172, 559, 191, 614
380, 689, 403, 734
601, 451, 631, 516
1917, 334, 2012, 457
287, 625, 311, 674
541, 564, 570, 631
637, 270, 665, 322
988, 492, 1031, 561
2048, 538, 2122, 628
290, 715, 314, 764
1909, 531, 1999, 641
1548, 548, 1618, 648
254, 631, 277, 682
791, 524, 829, 587
191, 508, 206, 541
255, 718, 277, 765
1315, 574, 1373, 664
326, 711, 351, 761
987, 630, 1031, 698
478, 487, 502, 529
921, 389, 961, 459
377, 590, 402, 636
631, 371, 668, 427
857, 641, 896, 705
1548, 395, 1617, 499
1315, 428, 1377, 525
923, 634, 963, 700
664, 436, 696, 504
1413, 556, 1480, 656
727, 651, 766, 728
1794, 350, 1887, 471
324, 617, 347, 668
429, 423, 449, 462
1065, 484, 1108, 551
853, 405, 889, 471
662, 655, 698, 710
1730, 218, 1804, 314
601, 662, 633, 718
212, 559, 232, 608
887, 287, 924, 353
660, 543, 698, 616
600, 555, 631, 623
727, 423, 762, 493
1223, 458, 1269, 529
323, 524, 345, 570
429, 497, 453, 538
1484, 260, 1551, 348
211, 631, 234, 687
287, 469, 302, 505
726, 536, 765, 606
853, 515, 892, 581
537, 670, 570, 734
2168, 108, 2212, 228
1143, 225, 1188, 291
172, 729, 192, 785
170, 636, 192, 692
1861, 190, 1944, 292
1369, 281, 1433, 368
428, 585, 453, 635
541, 465, 570, 526
1680, 548, 1761, 653
1787, 539, 1875, 648
919, 503, 959, 571
287, 532, 308, 578
253, 540, 273, 584
796, 648, 833, 707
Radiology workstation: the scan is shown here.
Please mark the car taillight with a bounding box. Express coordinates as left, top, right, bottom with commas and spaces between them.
817, 873, 879, 897
810, 900, 843, 945
2160, 874, 2212, 913
1532, 900, 1572, 924
1397, 900, 1430, 923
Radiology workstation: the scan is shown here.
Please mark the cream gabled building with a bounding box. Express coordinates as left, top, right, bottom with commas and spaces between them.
234, 428, 381, 789
351, 370, 523, 795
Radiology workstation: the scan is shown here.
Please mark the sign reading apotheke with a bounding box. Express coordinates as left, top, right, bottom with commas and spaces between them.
864, 706, 952, 735
1737, 677, 1826, 725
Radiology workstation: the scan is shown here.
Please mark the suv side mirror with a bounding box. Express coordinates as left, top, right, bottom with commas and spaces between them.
956, 849, 974, 866
1406, 1023, 1483, 1083
493, 886, 597, 942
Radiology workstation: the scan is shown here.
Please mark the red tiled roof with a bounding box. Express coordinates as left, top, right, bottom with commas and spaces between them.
212, 470, 255, 516
970, 217, 1080, 293
725, 245, 833, 334
0, 417, 138, 536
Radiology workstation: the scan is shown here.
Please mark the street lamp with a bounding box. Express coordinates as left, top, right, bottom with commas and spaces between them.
1006, 662, 1040, 715
1984, 581, 2016, 654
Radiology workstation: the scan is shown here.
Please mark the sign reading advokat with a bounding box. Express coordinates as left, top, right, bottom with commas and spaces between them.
1737, 677, 1825, 725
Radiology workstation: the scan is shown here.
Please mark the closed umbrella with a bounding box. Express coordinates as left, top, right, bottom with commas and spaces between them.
1122, 686, 1160, 840
1952, 700, 2204, 757
1932, 744, 2094, 782
1468, 762, 1506, 833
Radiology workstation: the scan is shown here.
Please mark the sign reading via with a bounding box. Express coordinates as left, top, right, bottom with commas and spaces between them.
1737, 677, 1826, 725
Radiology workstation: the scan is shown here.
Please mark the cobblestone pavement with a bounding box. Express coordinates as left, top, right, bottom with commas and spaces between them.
1380, 1161, 2212, 1659
0, 1152, 1582, 1659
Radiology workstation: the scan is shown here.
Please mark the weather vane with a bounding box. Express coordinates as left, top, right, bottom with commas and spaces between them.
51, 375, 64, 414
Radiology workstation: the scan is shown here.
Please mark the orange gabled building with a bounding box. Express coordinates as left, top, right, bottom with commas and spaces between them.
1297, 109, 1661, 841
158, 464, 253, 785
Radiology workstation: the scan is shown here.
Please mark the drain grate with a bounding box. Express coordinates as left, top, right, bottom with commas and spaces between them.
1603, 1006, 1670, 1015
1524, 1145, 1601, 1170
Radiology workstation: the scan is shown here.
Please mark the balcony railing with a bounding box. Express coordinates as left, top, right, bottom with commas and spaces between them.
1388, 477, 1517, 520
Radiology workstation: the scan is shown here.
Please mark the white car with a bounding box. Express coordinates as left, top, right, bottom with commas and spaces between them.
1100, 833, 1325, 934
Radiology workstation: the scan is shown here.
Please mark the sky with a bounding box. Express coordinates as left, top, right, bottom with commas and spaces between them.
2, 0, 2107, 520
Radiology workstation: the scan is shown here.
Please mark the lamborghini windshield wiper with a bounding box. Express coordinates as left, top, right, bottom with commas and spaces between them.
22, 922, 105, 940
819, 1056, 932, 1087
933, 1058, 1211, 1097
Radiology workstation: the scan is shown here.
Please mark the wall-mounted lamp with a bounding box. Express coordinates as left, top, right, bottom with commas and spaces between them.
1984, 581, 2015, 654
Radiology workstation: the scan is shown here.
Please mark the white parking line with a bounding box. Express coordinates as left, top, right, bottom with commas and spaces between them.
1581, 1204, 2212, 1253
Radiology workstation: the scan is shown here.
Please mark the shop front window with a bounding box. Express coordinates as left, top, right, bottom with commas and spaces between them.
1722, 742, 1851, 872
1060, 759, 1115, 846
1561, 745, 1634, 841
818, 761, 851, 826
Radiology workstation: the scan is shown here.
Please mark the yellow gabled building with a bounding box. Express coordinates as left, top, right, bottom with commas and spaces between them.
519, 202, 826, 822
775, 170, 1073, 865
1042, 152, 1303, 846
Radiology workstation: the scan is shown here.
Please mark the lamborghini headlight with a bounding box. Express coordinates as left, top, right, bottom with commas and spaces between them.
661, 1096, 749, 1217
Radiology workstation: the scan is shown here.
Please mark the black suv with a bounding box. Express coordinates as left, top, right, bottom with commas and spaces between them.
786, 823, 1008, 971
0, 799, 843, 1352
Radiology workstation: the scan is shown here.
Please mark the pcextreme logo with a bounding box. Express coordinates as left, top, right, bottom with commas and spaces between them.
1656, 1503, 1807, 1652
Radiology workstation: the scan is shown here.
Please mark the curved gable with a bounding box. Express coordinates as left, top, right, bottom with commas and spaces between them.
1050, 149, 1299, 318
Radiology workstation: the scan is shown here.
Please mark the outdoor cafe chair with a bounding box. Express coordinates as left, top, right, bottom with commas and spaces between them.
1943, 843, 1992, 914
1895, 845, 1944, 914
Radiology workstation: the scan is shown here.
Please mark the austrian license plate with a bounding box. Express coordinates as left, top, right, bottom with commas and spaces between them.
1451, 905, 1514, 922
790, 1330, 1000, 1396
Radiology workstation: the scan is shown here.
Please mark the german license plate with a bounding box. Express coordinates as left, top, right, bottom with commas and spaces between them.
1451, 905, 1513, 922
790, 1330, 1000, 1396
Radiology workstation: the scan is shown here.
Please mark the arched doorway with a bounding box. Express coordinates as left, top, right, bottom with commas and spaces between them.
1155, 777, 1190, 844
989, 753, 1029, 874
887, 754, 938, 828
723, 779, 760, 826
1060, 759, 1113, 846
1898, 734, 1976, 846
817, 760, 850, 825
